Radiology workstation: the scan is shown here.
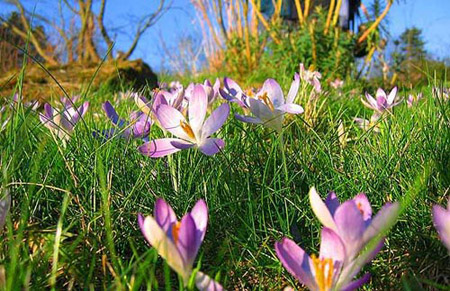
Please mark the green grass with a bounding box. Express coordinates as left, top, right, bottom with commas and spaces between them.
0, 75, 449, 290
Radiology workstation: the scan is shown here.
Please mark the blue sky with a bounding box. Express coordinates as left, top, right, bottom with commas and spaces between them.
2, 0, 449, 71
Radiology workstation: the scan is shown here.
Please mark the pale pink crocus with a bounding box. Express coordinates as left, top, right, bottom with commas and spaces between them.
139, 85, 230, 157
299, 63, 322, 93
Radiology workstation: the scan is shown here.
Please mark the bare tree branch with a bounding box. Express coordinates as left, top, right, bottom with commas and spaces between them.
119, 0, 171, 60
0, 0, 58, 65
97, 0, 114, 59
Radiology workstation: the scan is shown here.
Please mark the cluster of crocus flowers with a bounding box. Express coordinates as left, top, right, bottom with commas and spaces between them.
407, 93, 423, 108
275, 187, 400, 291
138, 199, 222, 290
330, 79, 344, 90
432, 197, 450, 252
234, 75, 304, 132
299, 63, 322, 93
102, 101, 151, 140
186, 79, 220, 109
139, 85, 230, 157
39, 96, 89, 141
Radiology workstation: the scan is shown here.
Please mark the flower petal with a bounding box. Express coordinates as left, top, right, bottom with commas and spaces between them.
138, 138, 187, 158
198, 138, 224, 156
191, 199, 208, 243
189, 85, 208, 137
177, 213, 199, 269
341, 273, 371, 291
286, 73, 300, 104
154, 198, 177, 232
277, 104, 304, 114
195, 271, 224, 291
234, 114, 262, 124
334, 200, 366, 260
387, 87, 397, 104
155, 105, 192, 141
259, 79, 284, 108
139, 215, 187, 280
432, 204, 450, 251
309, 187, 338, 232
201, 103, 230, 139
102, 101, 120, 125
352, 193, 372, 222
325, 192, 340, 217
275, 238, 317, 290
319, 227, 345, 263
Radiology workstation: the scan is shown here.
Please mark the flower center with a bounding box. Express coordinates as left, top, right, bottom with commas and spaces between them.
311, 255, 334, 291
258, 92, 275, 111
171, 221, 182, 244
180, 120, 196, 140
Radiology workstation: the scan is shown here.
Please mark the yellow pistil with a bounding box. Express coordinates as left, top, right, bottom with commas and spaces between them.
311, 254, 334, 291
245, 89, 255, 97
258, 92, 275, 111
180, 121, 196, 140
171, 221, 182, 244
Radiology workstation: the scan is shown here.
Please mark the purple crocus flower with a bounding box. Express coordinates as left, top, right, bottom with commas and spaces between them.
138, 199, 223, 290
139, 85, 230, 157
12, 94, 40, 110
407, 93, 423, 107
361, 88, 401, 113
432, 197, 450, 252
299, 63, 322, 93
275, 228, 371, 291
276, 187, 400, 291
102, 101, 151, 139
353, 114, 381, 133
309, 187, 400, 264
186, 79, 220, 108
219, 77, 248, 109
39, 100, 89, 141
235, 75, 304, 132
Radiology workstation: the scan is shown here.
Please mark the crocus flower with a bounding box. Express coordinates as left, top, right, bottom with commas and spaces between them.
330, 79, 344, 90
353, 114, 381, 133
102, 101, 151, 139
361, 88, 401, 113
139, 85, 230, 157
186, 79, 220, 108
39, 100, 89, 141
275, 228, 371, 291
407, 93, 423, 107
0, 192, 10, 232
12, 94, 40, 110
235, 75, 304, 132
219, 77, 248, 109
432, 197, 450, 252
138, 199, 223, 290
309, 187, 400, 264
299, 63, 322, 93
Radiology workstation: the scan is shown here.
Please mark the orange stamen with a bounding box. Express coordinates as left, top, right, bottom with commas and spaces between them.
180, 121, 196, 140
311, 254, 335, 291
259, 92, 275, 111
171, 221, 182, 244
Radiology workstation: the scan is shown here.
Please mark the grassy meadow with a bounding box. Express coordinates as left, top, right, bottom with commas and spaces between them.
0, 67, 449, 290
